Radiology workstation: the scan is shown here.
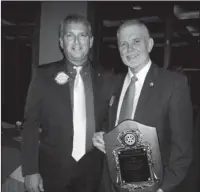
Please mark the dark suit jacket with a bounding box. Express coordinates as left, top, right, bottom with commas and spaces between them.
21, 59, 114, 185
101, 63, 193, 192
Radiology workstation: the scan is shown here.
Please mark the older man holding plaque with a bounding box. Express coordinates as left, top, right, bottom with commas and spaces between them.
93, 20, 193, 192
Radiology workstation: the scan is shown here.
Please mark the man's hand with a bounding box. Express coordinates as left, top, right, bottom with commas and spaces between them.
156, 188, 164, 192
93, 131, 106, 153
24, 173, 44, 192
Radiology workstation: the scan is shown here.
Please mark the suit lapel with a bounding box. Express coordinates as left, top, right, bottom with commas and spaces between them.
52, 59, 73, 125
134, 64, 159, 121
90, 66, 99, 131
109, 74, 126, 130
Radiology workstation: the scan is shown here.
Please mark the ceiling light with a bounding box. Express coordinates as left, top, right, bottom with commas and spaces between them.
132, 5, 142, 10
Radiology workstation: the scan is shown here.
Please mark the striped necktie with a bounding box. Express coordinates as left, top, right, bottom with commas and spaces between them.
118, 75, 138, 124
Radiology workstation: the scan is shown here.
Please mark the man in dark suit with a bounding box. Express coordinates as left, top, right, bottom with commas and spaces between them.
93, 20, 193, 192
22, 14, 113, 192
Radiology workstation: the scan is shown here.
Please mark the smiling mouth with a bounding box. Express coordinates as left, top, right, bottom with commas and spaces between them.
73, 48, 82, 53
127, 54, 139, 60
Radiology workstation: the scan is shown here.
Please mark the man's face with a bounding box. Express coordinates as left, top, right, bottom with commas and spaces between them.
117, 25, 153, 73
60, 22, 93, 66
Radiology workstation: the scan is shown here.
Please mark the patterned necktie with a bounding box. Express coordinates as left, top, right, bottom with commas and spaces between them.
72, 67, 86, 161
118, 75, 138, 124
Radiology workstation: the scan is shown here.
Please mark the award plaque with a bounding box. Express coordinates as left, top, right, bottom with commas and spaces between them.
104, 120, 163, 192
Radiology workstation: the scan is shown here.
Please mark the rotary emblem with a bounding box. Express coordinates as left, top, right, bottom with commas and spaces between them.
118, 130, 138, 147
124, 133, 136, 146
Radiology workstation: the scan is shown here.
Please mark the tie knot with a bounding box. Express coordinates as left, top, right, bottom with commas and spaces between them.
131, 75, 137, 82
74, 66, 82, 74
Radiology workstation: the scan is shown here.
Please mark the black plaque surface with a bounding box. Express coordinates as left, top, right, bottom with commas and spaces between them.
118, 148, 151, 183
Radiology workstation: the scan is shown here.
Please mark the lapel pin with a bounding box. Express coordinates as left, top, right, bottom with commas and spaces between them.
109, 95, 116, 107
150, 82, 154, 87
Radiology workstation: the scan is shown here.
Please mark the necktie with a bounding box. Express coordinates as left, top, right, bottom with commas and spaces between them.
118, 75, 137, 124
72, 67, 86, 161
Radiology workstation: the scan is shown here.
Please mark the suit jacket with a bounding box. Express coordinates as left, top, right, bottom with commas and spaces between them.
21, 59, 114, 182
101, 63, 193, 192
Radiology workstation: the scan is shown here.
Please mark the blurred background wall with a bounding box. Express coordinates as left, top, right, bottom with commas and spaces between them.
39, 1, 87, 65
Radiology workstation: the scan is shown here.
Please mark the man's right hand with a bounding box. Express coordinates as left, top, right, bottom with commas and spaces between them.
24, 173, 44, 192
93, 131, 106, 153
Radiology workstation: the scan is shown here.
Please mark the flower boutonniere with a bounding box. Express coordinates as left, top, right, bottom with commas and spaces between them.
55, 72, 69, 85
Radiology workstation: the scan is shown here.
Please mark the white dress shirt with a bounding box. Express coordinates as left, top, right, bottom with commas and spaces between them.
115, 60, 152, 126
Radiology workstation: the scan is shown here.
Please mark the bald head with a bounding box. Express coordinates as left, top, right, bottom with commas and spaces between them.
117, 20, 151, 39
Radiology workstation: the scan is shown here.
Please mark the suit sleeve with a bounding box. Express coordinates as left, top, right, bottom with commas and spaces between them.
161, 75, 193, 192
21, 69, 43, 176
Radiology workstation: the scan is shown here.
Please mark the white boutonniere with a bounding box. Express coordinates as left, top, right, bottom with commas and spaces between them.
55, 72, 69, 85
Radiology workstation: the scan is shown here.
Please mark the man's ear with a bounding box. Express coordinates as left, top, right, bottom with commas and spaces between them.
90, 36, 94, 48
59, 37, 63, 49
148, 38, 154, 53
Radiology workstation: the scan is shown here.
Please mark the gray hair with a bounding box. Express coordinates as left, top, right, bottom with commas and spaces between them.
117, 19, 151, 39
59, 14, 92, 37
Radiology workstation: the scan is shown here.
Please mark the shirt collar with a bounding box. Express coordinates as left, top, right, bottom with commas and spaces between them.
65, 59, 90, 76
128, 60, 152, 83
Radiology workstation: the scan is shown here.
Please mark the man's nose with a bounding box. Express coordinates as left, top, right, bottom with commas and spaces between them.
72, 37, 81, 49
74, 36, 81, 45
127, 44, 134, 53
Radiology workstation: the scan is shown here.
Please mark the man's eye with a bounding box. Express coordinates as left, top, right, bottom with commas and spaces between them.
80, 34, 88, 38
134, 39, 140, 44
120, 43, 126, 47
66, 34, 73, 38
